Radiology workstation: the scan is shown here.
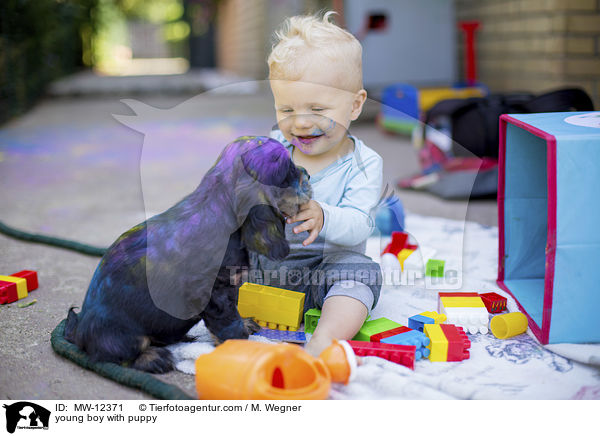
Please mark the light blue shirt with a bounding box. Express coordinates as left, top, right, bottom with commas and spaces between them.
270, 129, 383, 253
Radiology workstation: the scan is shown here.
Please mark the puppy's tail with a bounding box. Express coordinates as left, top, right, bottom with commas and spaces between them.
64, 306, 79, 343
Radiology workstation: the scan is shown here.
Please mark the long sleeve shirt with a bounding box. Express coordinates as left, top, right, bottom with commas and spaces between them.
270, 129, 383, 254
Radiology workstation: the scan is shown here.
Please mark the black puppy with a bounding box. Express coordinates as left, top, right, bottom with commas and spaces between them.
65, 136, 312, 373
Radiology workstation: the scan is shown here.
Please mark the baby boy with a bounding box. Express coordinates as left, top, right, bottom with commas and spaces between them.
251, 11, 384, 356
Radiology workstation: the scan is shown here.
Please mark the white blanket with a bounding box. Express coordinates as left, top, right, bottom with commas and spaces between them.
169, 214, 600, 399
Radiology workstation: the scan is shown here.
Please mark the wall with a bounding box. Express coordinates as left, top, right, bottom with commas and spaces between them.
216, 0, 331, 79
456, 0, 600, 108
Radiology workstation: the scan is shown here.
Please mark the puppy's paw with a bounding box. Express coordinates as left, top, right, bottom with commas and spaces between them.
132, 346, 174, 374
242, 317, 261, 335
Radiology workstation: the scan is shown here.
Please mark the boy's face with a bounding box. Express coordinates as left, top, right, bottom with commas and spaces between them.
270, 68, 366, 157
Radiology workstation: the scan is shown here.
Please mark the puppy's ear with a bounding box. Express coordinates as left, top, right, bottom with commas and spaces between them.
241, 204, 289, 260
240, 139, 291, 187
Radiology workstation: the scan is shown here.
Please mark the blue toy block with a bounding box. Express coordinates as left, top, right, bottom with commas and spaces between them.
408, 314, 434, 332
382, 329, 431, 360
253, 328, 306, 344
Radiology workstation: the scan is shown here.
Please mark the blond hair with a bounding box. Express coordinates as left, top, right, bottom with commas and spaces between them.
268, 11, 363, 92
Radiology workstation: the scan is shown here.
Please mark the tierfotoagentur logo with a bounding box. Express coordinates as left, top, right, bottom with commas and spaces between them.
3, 402, 50, 433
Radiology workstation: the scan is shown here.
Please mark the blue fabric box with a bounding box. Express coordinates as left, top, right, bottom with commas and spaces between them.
498, 112, 600, 344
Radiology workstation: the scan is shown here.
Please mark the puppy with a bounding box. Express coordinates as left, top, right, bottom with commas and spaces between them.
65, 136, 312, 373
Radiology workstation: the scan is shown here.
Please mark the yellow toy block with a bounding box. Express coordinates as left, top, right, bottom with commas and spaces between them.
0, 276, 27, 300
424, 324, 448, 362
397, 249, 415, 271
420, 311, 447, 324
440, 296, 485, 308
237, 282, 305, 331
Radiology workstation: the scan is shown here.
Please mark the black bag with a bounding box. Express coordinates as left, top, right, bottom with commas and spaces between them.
398, 88, 595, 199
424, 87, 595, 158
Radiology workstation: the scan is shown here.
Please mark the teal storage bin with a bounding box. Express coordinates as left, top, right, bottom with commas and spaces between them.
498, 112, 600, 344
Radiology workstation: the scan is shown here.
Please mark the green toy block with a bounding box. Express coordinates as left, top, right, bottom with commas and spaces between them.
426, 259, 445, 278
352, 317, 403, 341
304, 308, 322, 334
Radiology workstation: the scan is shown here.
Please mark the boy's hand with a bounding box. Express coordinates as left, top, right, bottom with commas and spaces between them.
287, 200, 324, 246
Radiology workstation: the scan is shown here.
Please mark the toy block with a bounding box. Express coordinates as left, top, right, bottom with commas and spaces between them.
347, 340, 416, 370
479, 292, 507, 313
237, 282, 305, 331
443, 307, 489, 334
381, 231, 408, 256
421, 311, 447, 324
397, 248, 415, 271
253, 328, 306, 344
381, 329, 431, 360
425, 259, 445, 277
440, 296, 485, 308
438, 292, 479, 298
303, 308, 321, 334
352, 318, 402, 341
370, 326, 411, 342
437, 292, 480, 312
408, 311, 447, 332
0, 276, 27, 300
0, 280, 19, 304
11, 270, 38, 291
440, 324, 471, 361
423, 324, 449, 362
408, 314, 433, 332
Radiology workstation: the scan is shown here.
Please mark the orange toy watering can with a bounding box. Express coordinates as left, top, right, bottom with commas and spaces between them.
195, 339, 356, 400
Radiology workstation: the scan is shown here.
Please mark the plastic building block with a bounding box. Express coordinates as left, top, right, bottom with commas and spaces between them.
408, 311, 447, 332
11, 270, 38, 291
347, 340, 416, 370
0, 270, 38, 305
397, 248, 415, 271
438, 292, 480, 298
0, 276, 27, 300
440, 324, 471, 361
490, 312, 528, 339
352, 317, 402, 341
370, 326, 411, 342
443, 307, 489, 334
381, 231, 408, 256
0, 280, 18, 304
440, 296, 485, 308
303, 308, 321, 334
237, 282, 305, 331
425, 259, 445, 277
424, 324, 471, 362
424, 323, 448, 361
381, 329, 431, 360
479, 292, 507, 313
254, 328, 307, 343
421, 311, 447, 324
438, 292, 489, 334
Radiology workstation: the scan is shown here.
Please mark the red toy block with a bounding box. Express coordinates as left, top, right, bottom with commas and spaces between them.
0, 280, 19, 304
440, 324, 471, 361
11, 270, 38, 292
370, 326, 411, 342
347, 340, 416, 370
479, 292, 507, 313
438, 292, 479, 298
381, 231, 408, 256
